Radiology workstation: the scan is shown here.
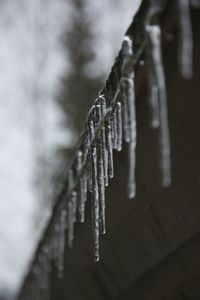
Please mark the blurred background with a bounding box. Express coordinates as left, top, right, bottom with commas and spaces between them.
0, 0, 141, 298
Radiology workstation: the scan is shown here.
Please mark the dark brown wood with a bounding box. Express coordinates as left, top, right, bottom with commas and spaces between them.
116, 231, 200, 300
50, 5, 200, 300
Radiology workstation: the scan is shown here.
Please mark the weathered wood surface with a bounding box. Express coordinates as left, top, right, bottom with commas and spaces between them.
49, 5, 200, 300
117, 231, 200, 300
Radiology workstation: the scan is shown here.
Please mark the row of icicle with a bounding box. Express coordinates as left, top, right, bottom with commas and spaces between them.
65, 35, 137, 262
19, 0, 197, 299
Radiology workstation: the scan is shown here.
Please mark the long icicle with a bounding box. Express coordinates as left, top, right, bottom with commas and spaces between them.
116, 102, 123, 151
67, 197, 74, 248
57, 208, 67, 277
101, 125, 108, 187
67, 169, 74, 248
146, 25, 171, 187
125, 77, 137, 199
87, 120, 95, 192
91, 146, 100, 262
97, 138, 106, 235
75, 150, 86, 223
94, 100, 106, 235
98, 95, 109, 187
122, 36, 137, 199
177, 0, 193, 79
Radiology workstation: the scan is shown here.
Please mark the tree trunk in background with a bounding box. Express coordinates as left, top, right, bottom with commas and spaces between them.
56, 0, 101, 167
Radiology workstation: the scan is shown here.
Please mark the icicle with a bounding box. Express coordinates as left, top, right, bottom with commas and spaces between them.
78, 170, 87, 223
91, 146, 100, 262
87, 150, 92, 193
72, 190, 77, 223
95, 97, 109, 187
87, 120, 95, 192
92, 98, 108, 233
97, 135, 106, 235
146, 25, 171, 187
112, 109, 118, 150
98, 94, 106, 116
67, 196, 74, 248
177, 0, 193, 78
116, 102, 122, 151
121, 89, 131, 143
121, 36, 133, 143
89, 119, 95, 142
94, 104, 101, 128
146, 33, 160, 128
66, 168, 76, 247
84, 122, 90, 150
67, 169, 73, 192
57, 208, 67, 277
76, 150, 82, 173
107, 119, 114, 179
101, 125, 109, 186
124, 76, 137, 199
121, 35, 137, 198
75, 149, 84, 222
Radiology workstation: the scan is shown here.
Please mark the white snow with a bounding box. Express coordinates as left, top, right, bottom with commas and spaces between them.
0, 0, 74, 297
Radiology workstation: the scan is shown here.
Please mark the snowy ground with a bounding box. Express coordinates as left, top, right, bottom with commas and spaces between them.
0, 0, 140, 298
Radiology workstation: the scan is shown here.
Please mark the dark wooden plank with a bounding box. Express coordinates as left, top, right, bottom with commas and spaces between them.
116, 231, 200, 300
